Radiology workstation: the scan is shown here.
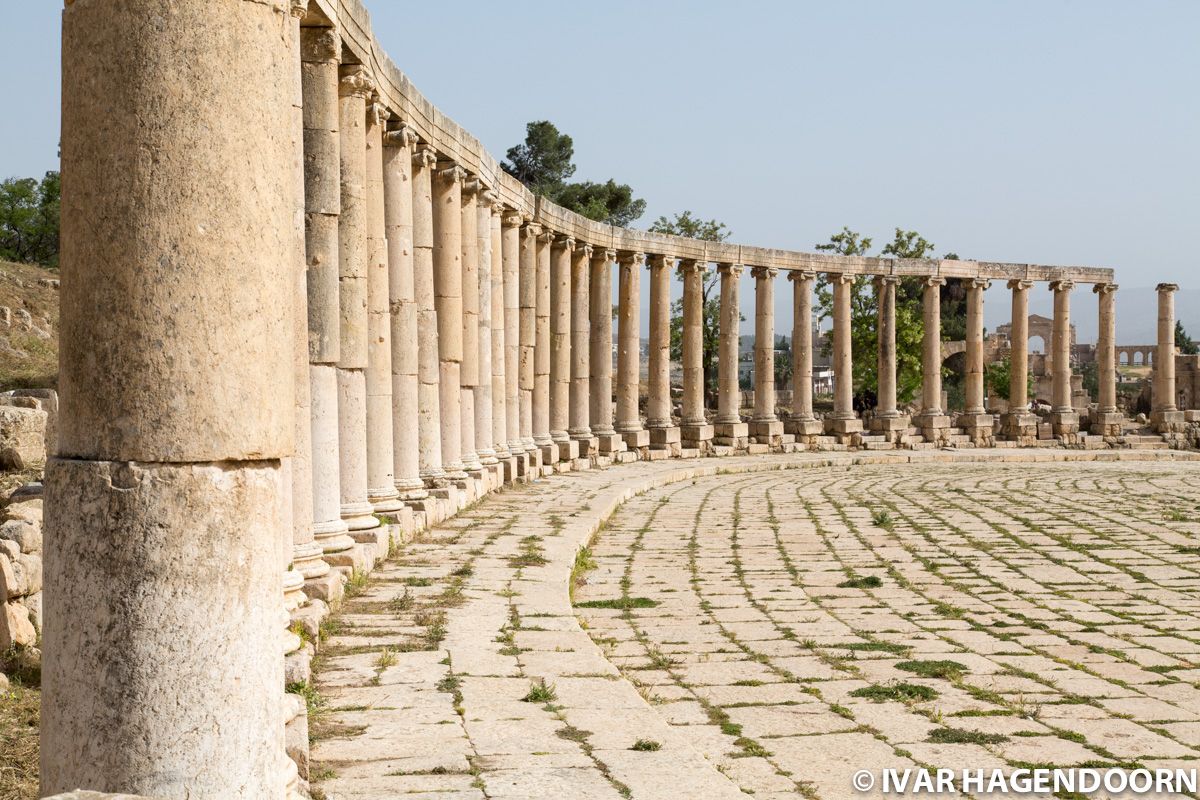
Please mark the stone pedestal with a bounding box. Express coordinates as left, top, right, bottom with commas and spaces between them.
681, 423, 714, 451
714, 421, 749, 448
1050, 410, 1080, 437
785, 418, 824, 444
869, 414, 911, 444
1152, 409, 1187, 433
596, 432, 626, 455
1001, 412, 1039, 444
649, 425, 681, 450
621, 428, 650, 451
1089, 410, 1124, 438
916, 412, 951, 446
956, 412, 994, 446
557, 438, 580, 462
749, 419, 783, 447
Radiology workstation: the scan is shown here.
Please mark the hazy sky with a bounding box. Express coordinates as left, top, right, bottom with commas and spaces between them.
5, 2, 1197, 341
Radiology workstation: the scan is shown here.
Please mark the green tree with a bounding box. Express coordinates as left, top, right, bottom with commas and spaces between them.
503, 120, 645, 226
774, 336, 792, 386
0, 171, 60, 267
654, 212, 736, 403
1176, 320, 1198, 355
985, 356, 1034, 402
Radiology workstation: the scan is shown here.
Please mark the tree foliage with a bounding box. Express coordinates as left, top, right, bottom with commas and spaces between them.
0, 171, 60, 268
1176, 320, 1198, 356
502, 120, 644, 227
985, 356, 1034, 402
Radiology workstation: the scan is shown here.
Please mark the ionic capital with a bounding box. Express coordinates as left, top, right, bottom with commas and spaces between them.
617, 252, 644, 267
339, 65, 374, 99
368, 99, 390, 127
829, 272, 856, 286
552, 235, 576, 251
787, 269, 817, 283
301, 28, 340, 63
1156, 282, 1179, 294
384, 125, 419, 149
923, 276, 946, 288
1093, 282, 1119, 295
578, 243, 594, 259
873, 274, 901, 286
289, 0, 307, 19
502, 212, 524, 228
647, 254, 674, 270
436, 164, 466, 184
522, 223, 543, 240
1049, 279, 1075, 293
717, 262, 744, 278
751, 266, 779, 280
412, 145, 437, 170
1007, 279, 1034, 291
967, 277, 991, 291
592, 248, 617, 263
480, 190, 499, 209
537, 229, 557, 244
677, 259, 707, 276
462, 178, 482, 196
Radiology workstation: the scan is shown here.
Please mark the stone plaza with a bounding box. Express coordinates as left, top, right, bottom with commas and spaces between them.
27, 0, 1200, 798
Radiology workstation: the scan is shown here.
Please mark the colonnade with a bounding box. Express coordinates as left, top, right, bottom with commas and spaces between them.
44, 1, 1182, 797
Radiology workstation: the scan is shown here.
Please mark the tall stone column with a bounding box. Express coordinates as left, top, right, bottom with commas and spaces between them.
1049, 279, 1079, 436
570, 244, 597, 455
364, 98, 402, 517
679, 260, 713, 451
336, 66, 381, 543
750, 266, 782, 446
501, 214, 526, 474
474, 193, 497, 469
1153, 282, 1184, 432
488, 200, 509, 468
958, 277, 993, 444
714, 263, 747, 447
590, 249, 623, 455
550, 235, 578, 462
616, 252, 649, 453
49, 1, 295, 793
870, 275, 909, 440
458, 179, 482, 476
1091, 282, 1122, 437
785, 271, 822, 440
1001, 279, 1037, 442
534, 230, 557, 465
518, 223, 539, 463
647, 254, 680, 453
382, 126, 427, 504
826, 274, 862, 436
433, 162, 467, 480
915, 276, 949, 442
411, 145, 445, 487
300, 25, 353, 586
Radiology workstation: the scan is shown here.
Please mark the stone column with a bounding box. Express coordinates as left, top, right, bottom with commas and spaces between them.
534, 230, 557, 465
433, 162, 467, 480
336, 66, 381, 544
785, 271, 821, 440
590, 249, 623, 455
502, 214, 527, 476
364, 98, 402, 517
616, 252, 649, 453
1153, 282, 1184, 432
647, 254, 681, 454
569, 243, 597, 455
49, 1, 295, 793
458, 179, 482, 476
958, 277, 993, 444
679, 260, 713, 451
518, 223, 539, 464
382, 126, 427, 504
1091, 282, 1122, 437
488, 199, 509, 469
411, 145, 445, 487
714, 263, 747, 447
1049, 279, 1079, 436
473, 190, 498, 470
870, 275, 909, 440
826, 274, 862, 436
300, 26, 353, 586
915, 276, 950, 442
550, 235, 579, 462
750, 266, 782, 446
1001, 279, 1037, 442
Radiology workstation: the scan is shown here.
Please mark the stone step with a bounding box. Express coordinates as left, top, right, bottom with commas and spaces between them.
863, 441, 895, 450
1129, 441, 1168, 450
908, 442, 937, 450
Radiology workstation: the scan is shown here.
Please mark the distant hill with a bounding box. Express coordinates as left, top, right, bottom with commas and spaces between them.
0, 260, 58, 390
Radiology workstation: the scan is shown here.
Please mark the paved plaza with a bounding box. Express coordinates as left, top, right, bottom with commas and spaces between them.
310, 452, 1200, 799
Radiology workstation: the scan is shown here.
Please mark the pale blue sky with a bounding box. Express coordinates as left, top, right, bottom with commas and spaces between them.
4, 1, 1197, 342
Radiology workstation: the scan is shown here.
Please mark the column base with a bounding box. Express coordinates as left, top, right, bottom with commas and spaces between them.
824, 416, 863, 434
1001, 412, 1040, 444
1152, 409, 1187, 433
1089, 411, 1125, 438
648, 425, 681, 451
955, 413, 994, 446
557, 438, 580, 462
1050, 410, 1080, 436
915, 412, 951, 446
713, 421, 748, 449
620, 428, 649, 451
595, 432, 626, 455
368, 487, 404, 514
572, 434, 601, 458
302, 570, 343, 605
785, 418, 824, 437
340, 501, 379, 532
749, 419, 783, 448
868, 415, 910, 433
680, 423, 714, 450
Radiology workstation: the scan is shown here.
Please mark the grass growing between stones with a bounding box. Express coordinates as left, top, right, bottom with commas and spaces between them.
575, 597, 659, 610
0, 679, 38, 800
850, 683, 939, 703
837, 574, 883, 589
895, 659, 968, 681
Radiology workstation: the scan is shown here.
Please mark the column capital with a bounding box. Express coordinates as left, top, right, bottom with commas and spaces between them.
751, 266, 779, 280
537, 228, 556, 244
301, 27, 340, 63
872, 274, 901, 286
368, 99, 390, 126
462, 177, 483, 196
290, 0, 308, 17
412, 145, 437, 170
577, 242, 594, 259
677, 259, 707, 276
501, 211, 524, 228
384, 125, 419, 149
1007, 278, 1034, 291
522, 222, 543, 239
1049, 279, 1075, 293
717, 262, 743, 277
787, 269, 817, 282
617, 252, 644, 267
1093, 282, 1119, 295
828, 272, 855, 286
1157, 282, 1179, 293
552, 234, 576, 251
967, 277, 991, 290
647, 253, 675, 270
479, 189, 499, 209
592, 248, 617, 263
923, 275, 946, 288
338, 65, 374, 98
436, 163, 466, 184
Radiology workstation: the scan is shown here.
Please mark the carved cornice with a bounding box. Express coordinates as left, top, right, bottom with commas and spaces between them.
751, 266, 779, 280
384, 126, 418, 149
412, 145, 437, 170
338, 65, 374, 99
1093, 282, 1119, 295
1007, 279, 1034, 291
1049, 279, 1075, 293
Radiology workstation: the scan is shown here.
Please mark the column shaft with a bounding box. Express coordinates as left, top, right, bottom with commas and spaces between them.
458, 181, 481, 472
875, 276, 899, 417
502, 216, 523, 456
474, 191, 496, 465
49, 1, 296, 792
1156, 283, 1179, 412
569, 244, 594, 442
1050, 280, 1074, 413
751, 267, 778, 424
830, 274, 855, 420
647, 255, 673, 428
411, 146, 444, 484
616, 253, 646, 449
534, 231, 555, 461
715, 264, 744, 427
518, 224, 538, 453
589, 250, 619, 449
433, 163, 466, 479
489, 204, 508, 459
550, 237, 574, 448
920, 278, 945, 416
1008, 280, 1031, 410
788, 271, 817, 426
963, 278, 990, 415
680, 261, 707, 427
1096, 284, 1118, 413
